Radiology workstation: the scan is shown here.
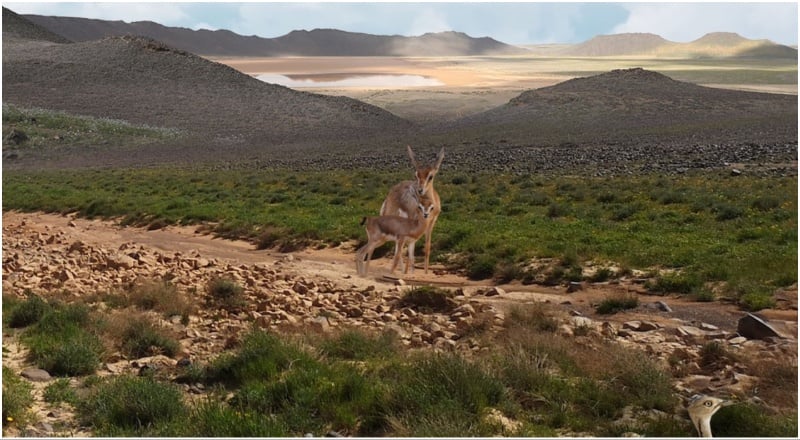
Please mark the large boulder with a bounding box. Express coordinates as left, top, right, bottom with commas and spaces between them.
737, 313, 782, 340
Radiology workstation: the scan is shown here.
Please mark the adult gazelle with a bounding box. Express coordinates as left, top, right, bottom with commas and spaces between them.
380, 145, 444, 274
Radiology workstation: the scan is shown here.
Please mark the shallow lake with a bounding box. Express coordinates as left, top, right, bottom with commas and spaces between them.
256, 73, 443, 88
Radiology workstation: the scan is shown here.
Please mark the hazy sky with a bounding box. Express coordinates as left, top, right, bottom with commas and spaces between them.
4, 2, 798, 46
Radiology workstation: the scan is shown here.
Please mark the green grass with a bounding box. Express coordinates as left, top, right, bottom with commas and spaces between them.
2, 366, 34, 430
2, 103, 182, 149
2, 168, 796, 309
18, 299, 104, 376
77, 375, 187, 436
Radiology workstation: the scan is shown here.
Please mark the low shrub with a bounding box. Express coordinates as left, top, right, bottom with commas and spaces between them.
6, 292, 51, 328
318, 329, 399, 361
2, 366, 34, 428
507, 303, 559, 333
466, 255, 497, 280
22, 302, 103, 376
127, 279, 193, 320
711, 402, 798, 437
198, 329, 314, 386
595, 293, 639, 315
398, 286, 455, 313
77, 375, 186, 436
186, 401, 289, 436
120, 317, 180, 358
647, 272, 702, 295
206, 277, 245, 311
43, 378, 78, 406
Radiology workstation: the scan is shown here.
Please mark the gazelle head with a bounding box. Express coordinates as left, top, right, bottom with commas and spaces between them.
407, 145, 444, 196
417, 198, 436, 219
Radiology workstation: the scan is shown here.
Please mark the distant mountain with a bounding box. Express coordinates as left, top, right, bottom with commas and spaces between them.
560, 33, 668, 56
2, 7, 71, 44
21, 13, 527, 56
557, 32, 796, 59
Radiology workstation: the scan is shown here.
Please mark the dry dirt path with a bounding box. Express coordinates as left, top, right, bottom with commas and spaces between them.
3, 210, 796, 334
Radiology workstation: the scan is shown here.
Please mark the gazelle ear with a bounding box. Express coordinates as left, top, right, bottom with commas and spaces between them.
407, 145, 419, 168
434, 147, 445, 170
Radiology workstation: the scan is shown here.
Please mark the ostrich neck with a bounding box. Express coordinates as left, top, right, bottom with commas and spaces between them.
696, 417, 713, 437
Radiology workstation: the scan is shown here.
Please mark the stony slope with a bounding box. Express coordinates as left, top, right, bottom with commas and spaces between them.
2, 32, 413, 159
443, 68, 797, 146
2, 7, 71, 43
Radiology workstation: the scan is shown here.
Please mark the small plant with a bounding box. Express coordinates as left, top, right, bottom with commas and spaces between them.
127, 279, 193, 320
595, 293, 639, 314
398, 286, 455, 313
22, 302, 103, 376
2, 366, 34, 429
647, 272, 701, 295
711, 402, 798, 437
588, 267, 615, 283
466, 255, 497, 280
506, 303, 559, 333
43, 378, 79, 406
77, 375, 186, 436
198, 329, 315, 386
319, 329, 399, 361
7, 292, 51, 328
120, 317, 180, 358
187, 401, 289, 436
699, 341, 736, 371
206, 277, 245, 311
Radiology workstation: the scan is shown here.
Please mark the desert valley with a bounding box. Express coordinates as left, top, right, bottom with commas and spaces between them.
2, 6, 798, 438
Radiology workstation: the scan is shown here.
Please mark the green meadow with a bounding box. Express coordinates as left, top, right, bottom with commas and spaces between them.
3, 166, 795, 309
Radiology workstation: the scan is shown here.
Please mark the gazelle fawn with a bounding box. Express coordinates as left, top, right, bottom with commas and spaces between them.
357, 192, 437, 276
380, 145, 444, 273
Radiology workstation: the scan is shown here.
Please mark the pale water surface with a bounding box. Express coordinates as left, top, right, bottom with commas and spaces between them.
256, 73, 443, 88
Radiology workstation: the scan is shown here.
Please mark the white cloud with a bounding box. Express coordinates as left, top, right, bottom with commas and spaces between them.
613, 3, 798, 45
5, 2, 190, 25
408, 7, 452, 36
191, 22, 217, 32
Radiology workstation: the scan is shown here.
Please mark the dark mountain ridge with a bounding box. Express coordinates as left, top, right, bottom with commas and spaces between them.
21, 13, 527, 56
2, 7, 71, 43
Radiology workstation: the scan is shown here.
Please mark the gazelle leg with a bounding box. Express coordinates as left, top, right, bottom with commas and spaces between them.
405, 238, 416, 274
424, 216, 439, 274
391, 239, 406, 274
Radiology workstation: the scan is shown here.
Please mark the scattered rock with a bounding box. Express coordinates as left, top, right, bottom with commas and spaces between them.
737, 313, 782, 340
20, 368, 51, 382
654, 301, 672, 312
483, 286, 505, 296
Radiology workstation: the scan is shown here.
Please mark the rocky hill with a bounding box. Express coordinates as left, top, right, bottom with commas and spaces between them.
444, 67, 797, 147
21, 11, 527, 56
557, 32, 796, 59
2, 11, 413, 164
2, 7, 71, 43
